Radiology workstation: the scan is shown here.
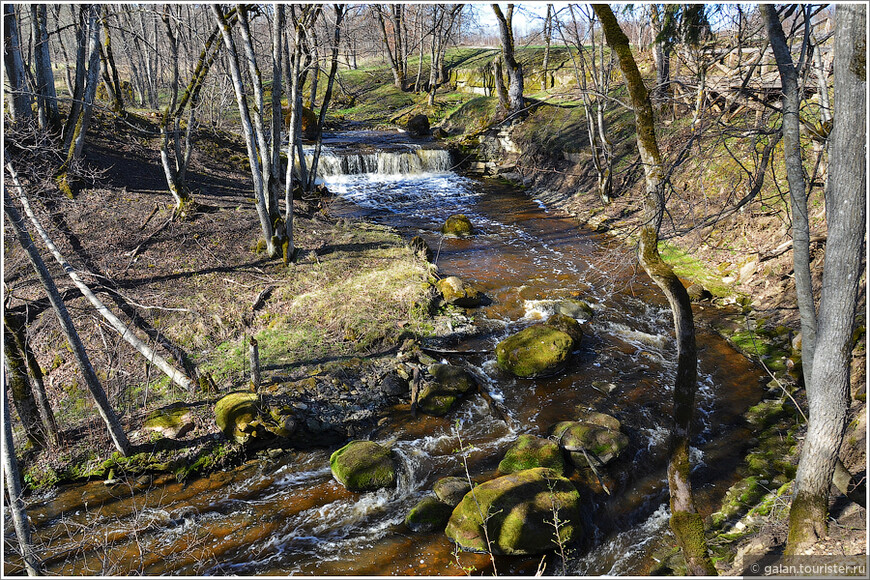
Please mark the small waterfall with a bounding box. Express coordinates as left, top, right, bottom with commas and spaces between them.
306, 147, 452, 178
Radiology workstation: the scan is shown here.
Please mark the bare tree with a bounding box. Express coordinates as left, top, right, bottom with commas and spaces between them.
761, 5, 817, 389
786, 3, 867, 554
31, 3, 60, 130
492, 4, 524, 117
373, 4, 407, 90
3, 185, 131, 457
4, 4, 33, 123
211, 4, 287, 259
592, 5, 716, 575
2, 380, 43, 576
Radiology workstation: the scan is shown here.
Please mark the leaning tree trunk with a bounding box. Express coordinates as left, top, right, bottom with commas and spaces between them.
761, 5, 817, 388
3, 329, 47, 449
2, 381, 43, 576
593, 5, 716, 575
4, 314, 59, 447
7, 162, 194, 395
3, 188, 131, 456
786, 3, 867, 555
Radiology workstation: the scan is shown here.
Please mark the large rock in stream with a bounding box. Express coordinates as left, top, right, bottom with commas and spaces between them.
330, 440, 396, 492
496, 324, 575, 378
417, 363, 477, 416
550, 416, 629, 468
498, 434, 566, 476
441, 214, 474, 236
436, 276, 482, 308
445, 467, 581, 555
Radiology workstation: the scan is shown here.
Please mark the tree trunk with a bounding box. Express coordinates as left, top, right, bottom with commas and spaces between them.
2, 382, 43, 576
4, 314, 59, 447
786, 3, 866, 554
211, 5, 278, 258
541, 4, 552, 90
306, 6, 346, 192
762, 5, 817, 389
593, 5, 715, 575
31, 4, 60, 130
8, 161, 194, 396
4, 189, 131, 456
4, 4, 33, 123
3, 327, 46, 449
374, 5, 405, 90
492, 4, 524, 117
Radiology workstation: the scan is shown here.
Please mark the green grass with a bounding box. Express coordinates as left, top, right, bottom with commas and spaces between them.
658, 240, 737, 298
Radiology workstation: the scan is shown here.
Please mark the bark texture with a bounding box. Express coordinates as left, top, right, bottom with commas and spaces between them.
786, 3, 867, 554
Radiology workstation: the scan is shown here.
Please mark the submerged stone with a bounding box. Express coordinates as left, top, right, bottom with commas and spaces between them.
496, 324, 574, 378
329, 440, 396, 492
550, 419, 628, 467
406, 496, 454, 532
445, 467, 581, 555
556, 299, 594, 321
442, 214, 474, 236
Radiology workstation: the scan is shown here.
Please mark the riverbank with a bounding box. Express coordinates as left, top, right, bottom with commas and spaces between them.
443, 95, 866, 571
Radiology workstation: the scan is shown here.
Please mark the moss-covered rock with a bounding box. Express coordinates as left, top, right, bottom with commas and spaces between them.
434, 476, 473, 506
406, 495, 454, 532
498, 434, 566, 476
144, 405, 194, 439
550, 419, 628, 467
406, 114, 431, 137
417, 363, 477, 416
436, 276, 482, 308
544, 313, 584, 345
445, 467, 582, 555
442, 214, 474, 236
556, 299, 594, 321
329, 440, 396, 492
214, 392, 261, 444
496, 325, 574, 378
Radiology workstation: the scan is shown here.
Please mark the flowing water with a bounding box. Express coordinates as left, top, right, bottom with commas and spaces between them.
6, 133, 764, 576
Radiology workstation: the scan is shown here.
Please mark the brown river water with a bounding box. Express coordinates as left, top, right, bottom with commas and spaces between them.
5, 134, 764, 576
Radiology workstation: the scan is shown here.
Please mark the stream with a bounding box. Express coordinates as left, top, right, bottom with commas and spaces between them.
7, 132, 764, 576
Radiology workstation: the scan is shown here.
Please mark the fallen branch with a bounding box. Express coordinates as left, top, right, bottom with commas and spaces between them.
6, 162, 193, 393
759, 235, 826, 262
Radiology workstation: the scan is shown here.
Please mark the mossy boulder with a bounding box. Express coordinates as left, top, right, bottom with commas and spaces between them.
436, 276, 482, 308
144, 406, 194, 439
214, 392, 296, 445
550, 419, 628, 467
544, 313, 584, 345
417, 363, 477, 416
433, 476, 473, 506
406, 113, 431, 137
556, 299, 594, 321
214, 392, 261, 444
329, 440, 396, 492
495, 325, 575, 378
406, 496, 454, 532
442, 214, 474, 236
686, 283, 713, 302
284, 105, 319, 140
498, 434, 565, 476
445, 467, 582, 555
